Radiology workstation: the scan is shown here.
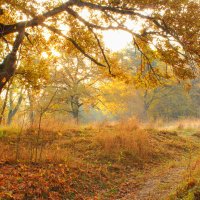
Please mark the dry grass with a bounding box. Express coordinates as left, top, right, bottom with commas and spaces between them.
144, 118, 165, 130
159, 118, 200, 131
174, 118, 200, 130
94, 118, 152, 162
29, 117, 79, 133
0, 117, 198, 165
0, 118, 150, 164
0, 121, 74, 163
0, 117, 199, 200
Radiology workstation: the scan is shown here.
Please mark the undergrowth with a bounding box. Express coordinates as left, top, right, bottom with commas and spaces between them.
0, 118, 199, 199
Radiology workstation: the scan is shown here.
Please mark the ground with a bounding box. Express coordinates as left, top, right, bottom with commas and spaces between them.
0, 120, 200, 199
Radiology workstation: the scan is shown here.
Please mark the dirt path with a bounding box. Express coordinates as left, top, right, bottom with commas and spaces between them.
135, 166, 186, 199
114, 134, 200, 200
118, 165, 187, 200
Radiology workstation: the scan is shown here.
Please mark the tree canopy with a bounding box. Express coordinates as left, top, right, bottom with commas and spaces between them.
0, 0, 200, 92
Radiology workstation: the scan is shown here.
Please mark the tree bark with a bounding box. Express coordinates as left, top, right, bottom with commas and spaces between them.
0, 83, 11, 124
0, 30, 25, 93
7, 91, 23, 125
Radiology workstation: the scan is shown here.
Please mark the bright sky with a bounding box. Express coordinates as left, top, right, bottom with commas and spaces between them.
31, 1, 143, 53
40, 4, 145, 55
103, 30, 133, 52
79, 8, 138, 52
102, 16, 145, 52
42, 29, 133, 58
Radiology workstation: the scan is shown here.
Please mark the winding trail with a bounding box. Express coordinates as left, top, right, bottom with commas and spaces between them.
118, 165, 187, 200
116, 132, 200, 200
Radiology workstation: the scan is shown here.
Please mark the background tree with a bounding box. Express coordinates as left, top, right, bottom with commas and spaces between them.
52, 53, 103, 123
7, 88, 23, 125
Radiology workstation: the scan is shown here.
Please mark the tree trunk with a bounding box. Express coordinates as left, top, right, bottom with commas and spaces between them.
7, 91, 23, 125
27, 89, 35, 125
0, 82, 11, 125
70, 96, 80, 124
0, 30, 25, 93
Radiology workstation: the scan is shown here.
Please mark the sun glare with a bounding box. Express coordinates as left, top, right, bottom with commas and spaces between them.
58, 24, 70, 35
103, 30, 133, 52
41, 52, 48, 59
51, 48, 61, 57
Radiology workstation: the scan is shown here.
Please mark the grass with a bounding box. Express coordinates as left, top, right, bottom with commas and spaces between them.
94, 118, 151, 164
0, 118, 197, 165
0, 125, 21, 138
169, 154, 200, 200
0, 118, 199, 199
169, 177, 200, 200
156, 118, 200, 132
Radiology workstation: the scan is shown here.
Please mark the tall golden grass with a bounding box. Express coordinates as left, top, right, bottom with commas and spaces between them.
143, 118, 200, 131
94, 118, 152, 161
0, 117, 199, 164
159, 118, 200, 131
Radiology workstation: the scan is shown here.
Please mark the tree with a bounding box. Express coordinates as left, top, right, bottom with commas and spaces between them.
146, 83, 198, 120
0, 82, 11, 124
7, 88, 23, 125
52, 53, 103, 123
99, 79, 140, 118
0, 0, 200, 93
190, 78, 200, 117
0, 79, 25, 125
141, 85, 177, 120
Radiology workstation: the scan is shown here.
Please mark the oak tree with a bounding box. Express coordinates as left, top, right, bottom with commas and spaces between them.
0, 0, 200, 93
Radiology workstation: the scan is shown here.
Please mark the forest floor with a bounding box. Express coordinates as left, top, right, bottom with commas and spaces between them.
115, 128, 200, 200
116, 153, 195, 200
0, 120, 200, 199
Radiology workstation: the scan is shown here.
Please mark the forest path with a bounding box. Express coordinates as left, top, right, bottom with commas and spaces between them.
118, 165, 187, 200
116, 133, 199, 200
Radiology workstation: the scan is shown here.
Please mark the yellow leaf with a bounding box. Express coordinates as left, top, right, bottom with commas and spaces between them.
1, 77, 6, 83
